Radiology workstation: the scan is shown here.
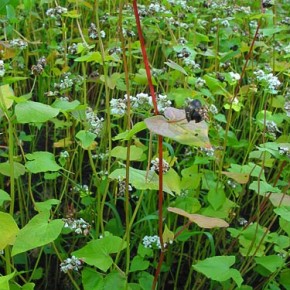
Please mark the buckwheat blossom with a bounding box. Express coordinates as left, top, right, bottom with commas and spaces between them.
150, 158, 170, 173
85, 107, 104, 136
0, 60, 5, 77
227, 179, 238, 189
221, 19, 230, 27
110, 98, 127, 115
183, 58, 200, 69
88, 23, 105, 40
63, 218, 91, 235
195, 77, 206, 89
254, 70, 281, 93
143, 235, 173, 249
118, 178, 133, 197
154, 94, 172, 113
31, 56, 47, 76
60, 256, 84, 273
238, 217, 248, 226
200, 147, 215, 157
266, 120, 280, 135
46, 6, 67, 18
68, 43, 78, 54
9, 38, 28, 50
229, 72, 241, 82
284, 101, 290, 117
209, 104, 218, 115
279, 147, 290, 158
72, 184, 90, 196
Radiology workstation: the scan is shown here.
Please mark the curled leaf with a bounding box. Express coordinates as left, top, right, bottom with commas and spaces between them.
168, 207, 229, 229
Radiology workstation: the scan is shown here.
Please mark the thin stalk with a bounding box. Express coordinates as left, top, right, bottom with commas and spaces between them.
132, 2, 165, 289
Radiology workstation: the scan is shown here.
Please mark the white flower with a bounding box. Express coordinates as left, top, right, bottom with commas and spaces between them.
60, 256, 84, 273
63, 218, 91, 235
150, 158, 170, 173
0, 60, 5, 77
229, 72, 241, 81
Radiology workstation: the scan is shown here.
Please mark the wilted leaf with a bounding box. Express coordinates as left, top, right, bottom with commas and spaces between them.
168, 207, 229, 228
269, 193, 290, 207
145, 107, 211, 148
222, 172, 249, 184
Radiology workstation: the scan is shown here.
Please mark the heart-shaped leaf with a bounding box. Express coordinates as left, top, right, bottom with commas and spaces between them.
12, 211, 64, 256
145, 107, 211, 148
168, 207, 229, 228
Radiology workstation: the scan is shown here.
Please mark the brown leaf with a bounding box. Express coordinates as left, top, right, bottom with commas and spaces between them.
168, 207, 229, 229
145, 107, 211, 148
269, 193, 290, 207
222, 172, 249, 184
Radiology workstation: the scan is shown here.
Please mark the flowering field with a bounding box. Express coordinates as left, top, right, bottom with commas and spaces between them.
0, 0, 290, 289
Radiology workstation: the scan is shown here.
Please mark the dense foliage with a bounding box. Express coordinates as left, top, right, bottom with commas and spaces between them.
0, 0, 289, 289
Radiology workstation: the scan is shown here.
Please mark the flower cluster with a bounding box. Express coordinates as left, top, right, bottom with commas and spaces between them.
229, 72, 241, 82
254, 70, 281, 93
195, 77, 206, 89
9, 38, 28, 50
0, 60, 5, 77
85, 107, 104, 136
150, 158, 170, 174
278, 146, 290, 158
227, 179, 238, 189
72, 184, 91, 196
63, 218, 91, 235
31, 57, 47, 76
200, 147, 215, 157
266, 120, 280, 135
118, 178, 133, 197
60, 256, 84, 273
46, 6, 67, 18
110, 93, 171, 115
54, 73, 84, 91
142, 235, 173, 249
88, 23, 105, 40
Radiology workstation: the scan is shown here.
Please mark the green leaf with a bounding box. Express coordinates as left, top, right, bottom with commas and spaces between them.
207, 187, 226, 210
103, 271, 126, 290
25, 152, 61, 173
204, 75, 232, 98
0, 212, 19, 249
109, 167, 178, 195
163, 168, 181, 195
279, 269, 290, 290
74, 52, 103, 63
138, 272, 154, 290
145, 108, 211, 148
82, 267, 104, 290
0, 161, 25, 178
0, 189, 11, 206
129, 256, 150, 272
73, 235, 127, 272
15, 101, 60, 123
35, 199, 60, 212
75, 130, 96, 149
192, 256, 243, 287
111, 145, 144, 161
113, 122, 147, 141
0, 84, 14, 116
255, 255, 284, 273
249, 181, 281, 195
12, 211, 64, 256
164, 59, 188, 75
274, 207, 290, 222
0, 272, 15, 290
51, 99, 80, 112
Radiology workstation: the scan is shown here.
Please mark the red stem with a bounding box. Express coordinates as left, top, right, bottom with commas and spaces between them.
133, 2, 164, 289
